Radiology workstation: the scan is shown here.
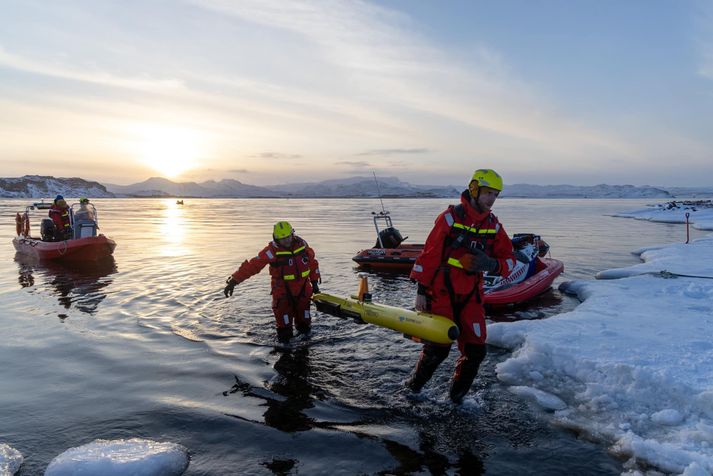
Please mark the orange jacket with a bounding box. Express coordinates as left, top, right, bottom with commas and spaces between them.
231, 236, 320, 298
410, 191, 516, 297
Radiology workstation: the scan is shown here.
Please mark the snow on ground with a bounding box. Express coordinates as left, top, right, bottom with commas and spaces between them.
487, 203, 713, 475
0, 443, 23, 475
611, 200, 713, 231
44, 438, 189, 476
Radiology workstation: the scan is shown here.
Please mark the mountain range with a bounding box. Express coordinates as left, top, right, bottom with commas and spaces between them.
2, 175, 713, 199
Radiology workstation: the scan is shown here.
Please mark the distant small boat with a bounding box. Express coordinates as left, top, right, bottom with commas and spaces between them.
176, 200, 184, 205
12, 201, 116, 263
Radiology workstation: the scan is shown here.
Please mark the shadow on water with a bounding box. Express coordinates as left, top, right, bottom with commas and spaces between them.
14, 254, 118, 316
222, 345, 328, 433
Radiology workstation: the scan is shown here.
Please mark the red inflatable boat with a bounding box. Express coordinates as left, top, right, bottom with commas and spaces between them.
12, 201, 116, 263
484, 256, 564, 305
352, 211, 424, 272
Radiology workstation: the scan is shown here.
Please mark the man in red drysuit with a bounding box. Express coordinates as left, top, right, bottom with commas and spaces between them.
407, 169, 516, 403
224, 221, 321, 343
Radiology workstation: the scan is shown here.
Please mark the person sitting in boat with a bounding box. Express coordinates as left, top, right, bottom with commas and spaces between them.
74, 197, 96, 222
49, 195, 71, 241
223, 221, 322, 343
406, 168, 516, 404
72, 197, 98, 238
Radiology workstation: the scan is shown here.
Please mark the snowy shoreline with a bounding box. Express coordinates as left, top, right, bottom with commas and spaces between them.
488, 202, 713, 475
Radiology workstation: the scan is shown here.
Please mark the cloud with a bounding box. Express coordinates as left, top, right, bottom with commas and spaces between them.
357, 148, 429, 156
228, 168, 250, 173
0, 46, 186, 92
250, 152, 302, 160
335, 160, 370, 167
190, 0, 637, 158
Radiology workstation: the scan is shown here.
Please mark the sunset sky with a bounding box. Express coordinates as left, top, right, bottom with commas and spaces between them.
1, 0, 712, 187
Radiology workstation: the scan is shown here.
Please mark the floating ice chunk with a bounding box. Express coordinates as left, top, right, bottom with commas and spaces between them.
681, 462, 710, 476
0, 443, 23, 475
509, 385, 567, 411
45, 438, 189, 476
613, 432, 713, 475
651, 409, 683, 426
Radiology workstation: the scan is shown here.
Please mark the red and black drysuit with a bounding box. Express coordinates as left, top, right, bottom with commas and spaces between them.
408, 190, 516, 402
230, 236, 320, 342
49, 204, 71, 240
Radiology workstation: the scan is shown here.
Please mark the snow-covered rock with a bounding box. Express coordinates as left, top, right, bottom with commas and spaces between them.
0, 175, 114, 199
612, 200, 713, 231
0, 443, 23, 475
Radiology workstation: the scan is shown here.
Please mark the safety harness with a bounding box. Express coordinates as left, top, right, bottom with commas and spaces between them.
270, 241, 312, 304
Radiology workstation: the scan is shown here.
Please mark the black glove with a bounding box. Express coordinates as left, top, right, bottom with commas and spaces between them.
311, 280, 320, 294
460, 249, 499, 274
224, 277, 238, 297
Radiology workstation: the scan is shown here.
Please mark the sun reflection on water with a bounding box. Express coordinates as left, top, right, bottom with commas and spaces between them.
159, 200, 187, 256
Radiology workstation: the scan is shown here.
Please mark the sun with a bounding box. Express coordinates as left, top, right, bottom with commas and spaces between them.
134, 124, 204, 178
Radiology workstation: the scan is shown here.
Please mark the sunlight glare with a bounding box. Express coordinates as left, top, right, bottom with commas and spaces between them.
160, 200, 188, 256
134, 124, 205, 178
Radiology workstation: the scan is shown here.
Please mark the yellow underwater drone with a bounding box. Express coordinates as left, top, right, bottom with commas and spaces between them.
312, 273, 459, 345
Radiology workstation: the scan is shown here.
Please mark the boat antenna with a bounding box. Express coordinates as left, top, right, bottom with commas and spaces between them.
373, 171, 387, 215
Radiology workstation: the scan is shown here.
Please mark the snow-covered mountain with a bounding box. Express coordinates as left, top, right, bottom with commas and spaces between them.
270, 176, 459, 197
665, 186, 713, 198
0, 175, 114, 199
104, 177, 277, 197
4, 175, 712, 199
104, 176, 458, 198
502, 183, 674, 198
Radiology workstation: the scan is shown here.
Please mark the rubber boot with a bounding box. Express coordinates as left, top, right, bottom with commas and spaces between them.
449, 344, 487, 404
406, 344, 450, 392
276, 326, 294, 344
295, 323, 311, 336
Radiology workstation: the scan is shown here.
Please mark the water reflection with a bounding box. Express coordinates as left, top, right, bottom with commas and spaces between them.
159, 199, 187, 254
223, 345, 323, 433
15, 255, 117, 315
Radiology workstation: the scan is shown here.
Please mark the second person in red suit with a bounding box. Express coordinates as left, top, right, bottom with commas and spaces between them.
224, 221, 321, 343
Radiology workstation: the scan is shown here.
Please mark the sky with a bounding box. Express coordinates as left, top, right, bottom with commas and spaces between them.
1, 0, 712, 187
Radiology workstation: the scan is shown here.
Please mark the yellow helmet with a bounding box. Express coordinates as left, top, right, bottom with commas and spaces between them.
470, 169, 503, 192
273, 221, 294, 240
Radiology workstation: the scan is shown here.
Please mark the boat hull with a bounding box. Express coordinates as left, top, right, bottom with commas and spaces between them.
12, 235, 117, 262
484, 258, 564, 305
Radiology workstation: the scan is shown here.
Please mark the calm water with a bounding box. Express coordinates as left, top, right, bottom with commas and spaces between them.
1, 198, 705, 475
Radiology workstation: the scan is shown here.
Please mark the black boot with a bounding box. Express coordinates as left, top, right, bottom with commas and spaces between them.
276, 326, 294, 344
295, 323, 311, 336
449, 344, 486, 403
406, 344, 450, 392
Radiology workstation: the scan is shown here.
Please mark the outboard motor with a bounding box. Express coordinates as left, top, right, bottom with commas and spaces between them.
375, 227, 405, 249
40, 218, 56, 242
